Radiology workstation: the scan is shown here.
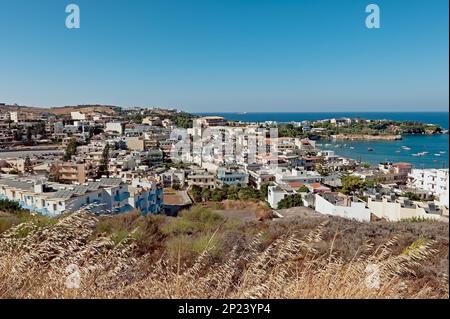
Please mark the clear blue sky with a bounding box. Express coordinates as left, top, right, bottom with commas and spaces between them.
0, 0, 448, 112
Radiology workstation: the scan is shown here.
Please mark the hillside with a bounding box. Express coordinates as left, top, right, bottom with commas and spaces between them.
0, 104, 119, 116
0, 206, 448, 299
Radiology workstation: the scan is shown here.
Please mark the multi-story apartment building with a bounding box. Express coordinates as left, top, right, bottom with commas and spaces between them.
105, 122, 125, 135
187, 169, 216, 189
0, 176, 134, 216
216, 166, 248, 187
128, 179, 164, 215
1, 171, 165, 217
58, 161, 97, 184
408, 168, 449, 205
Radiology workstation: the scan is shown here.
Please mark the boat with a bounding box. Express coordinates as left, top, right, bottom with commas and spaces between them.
440, 151, 446, 154
350, 147, 355, 150
368, 147, 374, 152
401, 146, 411, 151
435, 154, 442, 157
413, 152, 428, 157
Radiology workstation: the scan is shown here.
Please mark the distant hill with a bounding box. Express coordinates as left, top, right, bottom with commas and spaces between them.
0, 103, 120, 116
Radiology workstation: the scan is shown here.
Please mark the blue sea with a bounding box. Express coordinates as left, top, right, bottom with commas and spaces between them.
196, 112, 449, 168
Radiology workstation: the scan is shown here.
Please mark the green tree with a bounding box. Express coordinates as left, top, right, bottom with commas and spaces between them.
341, 175, 367, 195
190, 185, 203, 202
210, 188, 225, 201
0, 199, 22, 213
26, 127, 32, 141
403, 192, 421, 201
201, 188, 211, 202
277, 194, 304, 209
97, 144, 110, 178
24, 156, 33, 173
63, 138, 78, 161
172, 182, 181, 190
13, 130, 22, 141
48, 163, 61, 183
297, 185, 310, 193
259, 183, 271, 200
237, 187, 260, 201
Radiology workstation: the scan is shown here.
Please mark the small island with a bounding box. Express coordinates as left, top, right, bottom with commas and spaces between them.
276, 118, 445, 140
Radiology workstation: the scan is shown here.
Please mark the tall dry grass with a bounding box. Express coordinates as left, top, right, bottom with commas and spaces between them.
0, 211, 447, 299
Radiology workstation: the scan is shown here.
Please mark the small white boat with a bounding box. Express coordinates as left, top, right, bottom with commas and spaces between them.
402, 146, 411, 150
440, 151, 446, 154
435, 154, 442, 157
350, 147, 355, 150
413, 152, 428, 157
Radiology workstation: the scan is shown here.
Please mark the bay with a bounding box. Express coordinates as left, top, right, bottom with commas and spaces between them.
196, 112, 449, 168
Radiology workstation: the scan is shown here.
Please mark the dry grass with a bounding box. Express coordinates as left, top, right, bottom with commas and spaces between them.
0, 210, 447, 299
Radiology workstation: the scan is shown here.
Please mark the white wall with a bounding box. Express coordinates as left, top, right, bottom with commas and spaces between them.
367, 198, 441, 221
315, 194, 371, 222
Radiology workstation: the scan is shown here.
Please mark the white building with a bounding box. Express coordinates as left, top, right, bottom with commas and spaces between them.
71, 111, 87, 121
9, 111, 21, 123
105, 122, 124, 135
0, 175, 134, 216
368, 194, 444, 221
274, 167, 322, 185
267, 184, 311, 209
315, 193, 371, 222
408, 169, 449, 206
128, 179, 164, 215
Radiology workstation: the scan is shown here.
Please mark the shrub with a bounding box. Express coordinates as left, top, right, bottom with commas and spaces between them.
0, 199, 22, 213
403, 192, 421, 201
297, 185, 310, 193
277, 194, 304, 209
95, 211, 142, 235
161, 206, 224, 235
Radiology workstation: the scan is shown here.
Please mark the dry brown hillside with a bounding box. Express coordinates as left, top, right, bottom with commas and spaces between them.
0, 104, 119, 116
0, 206, 448, 299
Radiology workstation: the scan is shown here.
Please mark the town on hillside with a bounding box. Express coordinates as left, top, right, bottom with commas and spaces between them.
0, 104, 448, 223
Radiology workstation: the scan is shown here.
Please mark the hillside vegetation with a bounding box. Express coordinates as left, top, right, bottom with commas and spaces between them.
0, 206, 448, 299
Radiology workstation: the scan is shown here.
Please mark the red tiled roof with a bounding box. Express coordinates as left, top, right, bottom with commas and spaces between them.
288, 182, 304, 188
393, 162, 412, 167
